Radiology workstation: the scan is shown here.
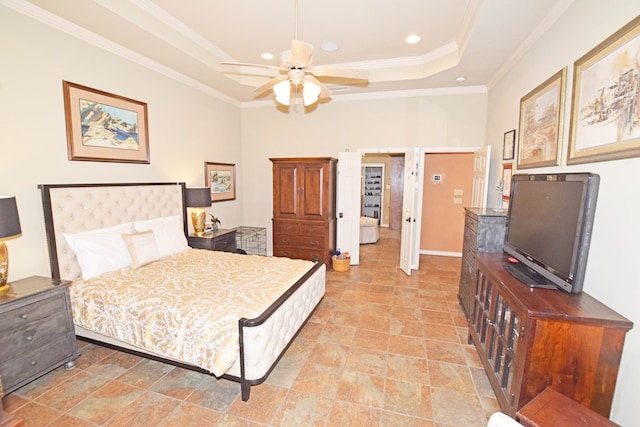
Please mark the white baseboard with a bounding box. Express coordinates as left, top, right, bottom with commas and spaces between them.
420, 249, 462, 257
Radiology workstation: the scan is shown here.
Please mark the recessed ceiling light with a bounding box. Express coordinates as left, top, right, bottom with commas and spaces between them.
455, 76, 466, 83
261, 52, 274, 60
321, 42, 339, 52
405, 34, 421, 44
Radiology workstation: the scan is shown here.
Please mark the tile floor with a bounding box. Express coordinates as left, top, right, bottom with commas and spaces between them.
2, 228, 499, 426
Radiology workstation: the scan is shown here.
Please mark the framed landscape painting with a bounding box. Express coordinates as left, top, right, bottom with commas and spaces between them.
516, 68, 567, 169
567, 15, 640, 164
204, 162, 236, 202
63, 81, 150, 164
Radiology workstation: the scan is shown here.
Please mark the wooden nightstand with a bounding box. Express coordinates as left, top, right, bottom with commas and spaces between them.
0, 276, 79, 395
187, 228, 237, 253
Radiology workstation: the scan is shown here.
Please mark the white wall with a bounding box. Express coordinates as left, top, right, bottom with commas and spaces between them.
240, 92, 488, 250
485, 2, 640, 424
0, 9, 242, 281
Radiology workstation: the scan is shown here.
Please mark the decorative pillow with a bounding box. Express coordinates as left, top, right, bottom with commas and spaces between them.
133, 215, 188, 257
122, 230, 161, 269
63, 222, 134, 280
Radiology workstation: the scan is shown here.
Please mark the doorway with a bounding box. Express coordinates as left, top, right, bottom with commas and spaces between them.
361, 153, 406, 229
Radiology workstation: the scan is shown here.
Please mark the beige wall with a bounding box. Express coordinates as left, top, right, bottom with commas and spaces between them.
240, 93, 488, 247
0, 9, 242, 281
421, 153, 474, 253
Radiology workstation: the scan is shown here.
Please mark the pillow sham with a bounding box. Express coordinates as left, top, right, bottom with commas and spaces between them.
63, 222, 134, 280
122, 230, 161, 269
133, 215, 188, 257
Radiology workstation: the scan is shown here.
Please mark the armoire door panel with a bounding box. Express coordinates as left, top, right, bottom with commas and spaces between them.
302, 165, 324, 218
275, 164, 298, 216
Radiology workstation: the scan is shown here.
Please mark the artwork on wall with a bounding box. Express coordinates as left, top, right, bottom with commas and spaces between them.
501, 163, 513, 204
63, 81, 150, 164
516, 68, 567, 169
204, 162, 236, 202
568, 15, 640, 165
503, 129, 516, 160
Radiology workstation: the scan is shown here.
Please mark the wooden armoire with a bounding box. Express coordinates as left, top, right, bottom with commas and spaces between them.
270, 157, 337, 266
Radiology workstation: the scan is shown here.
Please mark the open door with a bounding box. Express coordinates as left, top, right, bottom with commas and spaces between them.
471, 145, 491, 208
400, 148, 417, 275
336, 152, 362, 264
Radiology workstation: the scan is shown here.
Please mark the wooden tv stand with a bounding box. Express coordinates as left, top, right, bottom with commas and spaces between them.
469, 252, 633, 418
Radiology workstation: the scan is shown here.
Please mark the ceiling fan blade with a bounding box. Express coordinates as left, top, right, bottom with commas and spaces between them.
254, 75, 288, 94
310, 66, 369, 80
290, 40, 313, 68
221, 61, 282, 72
305, 75, 331, 99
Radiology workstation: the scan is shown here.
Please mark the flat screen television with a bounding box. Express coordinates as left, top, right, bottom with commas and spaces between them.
502, 172, 600, 293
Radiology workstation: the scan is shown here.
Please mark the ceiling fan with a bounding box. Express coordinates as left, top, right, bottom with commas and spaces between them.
220, 2, 368, 106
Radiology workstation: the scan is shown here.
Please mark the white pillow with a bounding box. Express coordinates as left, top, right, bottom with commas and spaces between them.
63, 222, 134, 280
122, 230, 161, 269
133, 215, 188, 257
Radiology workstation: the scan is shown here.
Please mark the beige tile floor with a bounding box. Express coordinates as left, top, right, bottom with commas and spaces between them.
2, 228, 499, 426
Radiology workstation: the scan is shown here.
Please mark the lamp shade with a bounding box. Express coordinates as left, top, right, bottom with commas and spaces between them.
0, 196, 21, 239
186, 188, 211, 208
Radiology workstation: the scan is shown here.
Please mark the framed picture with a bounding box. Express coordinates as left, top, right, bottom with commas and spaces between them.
516, 68, 567, 169
63, 81, 150, 163
501, 163, 513, 203
567, 15, 640, 165
204, 162, 236, 202
503, 129, 516, 160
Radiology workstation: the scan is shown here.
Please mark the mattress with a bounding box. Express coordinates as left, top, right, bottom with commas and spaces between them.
69, 248, 316, 377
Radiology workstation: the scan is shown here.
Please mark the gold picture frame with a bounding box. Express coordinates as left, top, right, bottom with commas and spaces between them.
204, 162, 236, 202
63, 81, 150, 164
567, 15, 640, 165
516, 68, 567, 169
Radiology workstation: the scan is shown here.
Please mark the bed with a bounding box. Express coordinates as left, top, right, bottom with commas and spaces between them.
38, 182, 325, 401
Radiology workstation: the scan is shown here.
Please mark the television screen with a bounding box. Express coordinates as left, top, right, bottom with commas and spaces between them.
503, 173, 599, 293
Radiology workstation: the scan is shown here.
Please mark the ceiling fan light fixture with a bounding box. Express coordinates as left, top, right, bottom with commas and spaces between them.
273, 80, 291, 105
302, 80, 321, 106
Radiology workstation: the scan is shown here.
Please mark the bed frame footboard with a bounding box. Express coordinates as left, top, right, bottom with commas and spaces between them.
225, 261, 325, 401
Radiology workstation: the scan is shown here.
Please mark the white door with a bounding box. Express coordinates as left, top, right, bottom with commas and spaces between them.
471, 145, 491, 208
400, 148, 417, 275
336, 152, 362, 264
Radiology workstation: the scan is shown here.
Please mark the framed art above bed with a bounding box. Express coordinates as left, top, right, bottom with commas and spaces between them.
63, 81, 150, 164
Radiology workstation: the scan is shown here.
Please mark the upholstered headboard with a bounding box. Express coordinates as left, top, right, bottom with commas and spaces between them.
39, 182, 187, 281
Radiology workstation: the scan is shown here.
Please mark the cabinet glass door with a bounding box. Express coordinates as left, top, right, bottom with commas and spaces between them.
489, 293, 519, 403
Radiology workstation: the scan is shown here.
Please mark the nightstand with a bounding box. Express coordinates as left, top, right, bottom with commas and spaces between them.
187, 228, 237, 252
0, 276, 79, 395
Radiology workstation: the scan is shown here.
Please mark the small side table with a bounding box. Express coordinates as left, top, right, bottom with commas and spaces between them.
0, 276, 79, 395
516, 387, 619, 427
187, 228, 237, 253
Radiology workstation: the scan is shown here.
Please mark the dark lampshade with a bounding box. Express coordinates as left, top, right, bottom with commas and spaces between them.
0, 196, 21, 239
185, 188, 211, 208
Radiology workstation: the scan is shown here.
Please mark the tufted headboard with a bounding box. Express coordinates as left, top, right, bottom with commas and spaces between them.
39, 182, 187, 282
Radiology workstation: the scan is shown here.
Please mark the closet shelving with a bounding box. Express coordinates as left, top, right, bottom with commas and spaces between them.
362, 165, 383, 220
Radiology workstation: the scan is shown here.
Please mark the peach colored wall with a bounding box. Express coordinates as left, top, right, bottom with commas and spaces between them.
421, 153, 474, 253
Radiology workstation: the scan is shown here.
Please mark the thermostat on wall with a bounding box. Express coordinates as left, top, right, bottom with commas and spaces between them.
432, 174, 442, 182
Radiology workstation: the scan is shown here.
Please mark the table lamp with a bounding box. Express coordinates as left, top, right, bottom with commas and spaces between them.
186, 188, 211, 237
0, 196, 22, 295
